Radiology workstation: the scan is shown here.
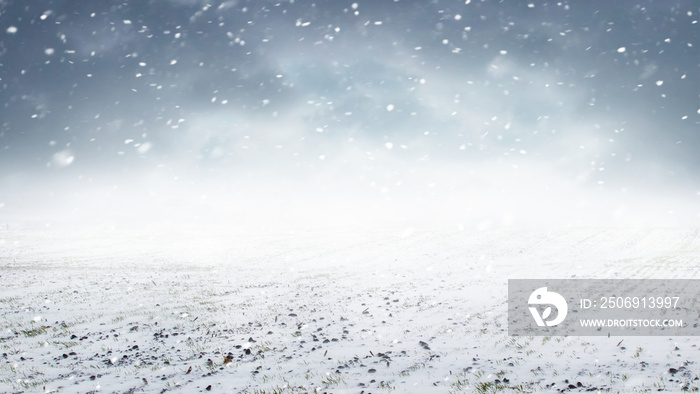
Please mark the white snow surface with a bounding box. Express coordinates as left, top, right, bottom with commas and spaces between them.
1, 225, 700, 392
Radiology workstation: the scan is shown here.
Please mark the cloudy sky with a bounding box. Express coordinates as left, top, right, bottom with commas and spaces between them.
1, 0, 699, 229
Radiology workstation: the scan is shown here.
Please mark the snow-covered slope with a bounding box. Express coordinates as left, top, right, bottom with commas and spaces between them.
1, 226, 699, 392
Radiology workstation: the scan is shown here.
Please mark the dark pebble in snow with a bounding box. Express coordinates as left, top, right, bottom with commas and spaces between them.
90, 375, 96, 381
568, 384, 576, 389
669, 368, 679, 375
62, 354, 68, 359
368, 369, 376, 373
206, 385, 212, 391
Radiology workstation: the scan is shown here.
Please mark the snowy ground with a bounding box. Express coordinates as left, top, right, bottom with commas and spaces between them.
2, 225, 700, 393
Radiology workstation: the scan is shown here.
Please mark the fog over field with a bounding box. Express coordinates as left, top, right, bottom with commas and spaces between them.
1, 1, 700, 393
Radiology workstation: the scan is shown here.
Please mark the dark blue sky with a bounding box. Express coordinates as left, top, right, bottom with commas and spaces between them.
1, 0, 699, 227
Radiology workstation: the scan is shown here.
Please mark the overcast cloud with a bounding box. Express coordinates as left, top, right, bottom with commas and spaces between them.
1, 0, 698, 229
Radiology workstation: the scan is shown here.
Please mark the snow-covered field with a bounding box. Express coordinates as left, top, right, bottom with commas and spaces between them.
2, 225, 700, 393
